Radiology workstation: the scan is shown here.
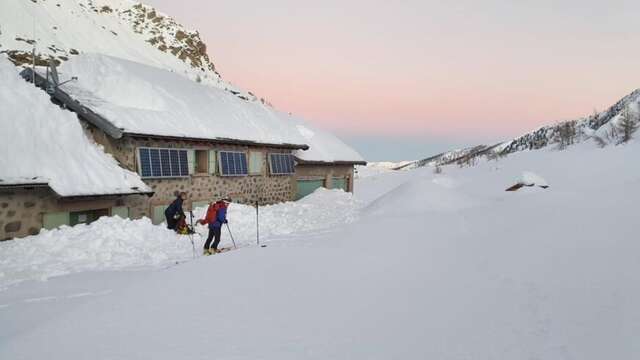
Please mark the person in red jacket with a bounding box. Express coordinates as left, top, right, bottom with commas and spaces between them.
197, 198, 229, 255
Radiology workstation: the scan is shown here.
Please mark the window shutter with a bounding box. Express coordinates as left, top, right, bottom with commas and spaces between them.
187, 150, 195, 175
208, 150, 216, 174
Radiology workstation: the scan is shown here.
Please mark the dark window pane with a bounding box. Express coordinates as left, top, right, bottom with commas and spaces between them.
239, 153, 248, 174
179, 150, 189, 175
278, 154, 286, 174
139, 148, 151, 177
170, 150, 180, 176
150, 149, 162, 177
270, 154, 277, 174
221, 152, 230, 175
286, 154, 293, 174
160, 149, 171, 177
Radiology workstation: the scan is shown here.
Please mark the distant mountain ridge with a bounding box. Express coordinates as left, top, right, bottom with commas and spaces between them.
398, 88, 640, 170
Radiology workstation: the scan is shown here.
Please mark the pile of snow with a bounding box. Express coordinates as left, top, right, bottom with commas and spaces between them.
364, 175, 474, 216
57, 54, 307, 146
0, 188, 359, 290
518, 171, 549, 188
192, 188, 361, 244
356, 161, 414, 178
0, 56, 149, 196
0, 216, 191, 290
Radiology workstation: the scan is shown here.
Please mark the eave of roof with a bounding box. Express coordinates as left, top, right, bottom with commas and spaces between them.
125, 133, 309, 150
295, 158, 367, 166
0, 180, 153, 198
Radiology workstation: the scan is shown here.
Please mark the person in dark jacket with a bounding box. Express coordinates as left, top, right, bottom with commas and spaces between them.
165, 192, 187, 231
197, 199, 229, 255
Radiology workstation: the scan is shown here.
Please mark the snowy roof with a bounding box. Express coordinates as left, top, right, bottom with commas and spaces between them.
0, 56, 151, 197
279, 113, 366, 164
53, 54, 308, 148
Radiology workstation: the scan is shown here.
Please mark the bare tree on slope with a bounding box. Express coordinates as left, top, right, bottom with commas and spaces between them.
617, 106, 639, 144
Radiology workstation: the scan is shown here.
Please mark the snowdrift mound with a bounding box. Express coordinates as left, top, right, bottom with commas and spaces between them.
192, 188, 361, 243
364, 175, 475, 216
0, 188, 360, 290
0, 216, 193, 290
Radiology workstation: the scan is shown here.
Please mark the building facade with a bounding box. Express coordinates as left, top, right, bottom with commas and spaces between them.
1, 61, 364, 241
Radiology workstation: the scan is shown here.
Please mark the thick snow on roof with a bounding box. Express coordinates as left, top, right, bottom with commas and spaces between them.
0, 56, 150, 197
279, 113, 365, 163
57, 54, 308, 146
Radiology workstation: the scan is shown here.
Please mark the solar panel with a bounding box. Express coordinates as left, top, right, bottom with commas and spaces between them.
219, 151, 248, 176
269, 154, 295, 175
169, 150, 181, 176
138, 148, 190, 178
239, 153, 248, 174
139, 148, 151, 177
150, 149, 162, 177
179, 151, 189, 175
159, 149, 171, 176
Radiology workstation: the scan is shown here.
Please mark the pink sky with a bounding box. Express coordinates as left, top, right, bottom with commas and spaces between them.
147, 0, 640, 141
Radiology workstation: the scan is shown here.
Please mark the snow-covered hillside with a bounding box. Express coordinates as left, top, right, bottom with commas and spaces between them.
0, 0, 253, 98
1, 141, 638, 359
407, 88, 640, 169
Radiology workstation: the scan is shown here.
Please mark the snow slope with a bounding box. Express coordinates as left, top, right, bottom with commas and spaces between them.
0, 0, 240, 92
407, 88, 640, 170
57, 53, 307, 146
0, 56, 149, 196
1, 140, 638, 359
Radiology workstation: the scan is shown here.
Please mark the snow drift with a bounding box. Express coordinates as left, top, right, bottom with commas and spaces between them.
0, 188, 359, 290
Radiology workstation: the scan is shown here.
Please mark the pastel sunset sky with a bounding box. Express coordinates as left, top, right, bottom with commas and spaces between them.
147, 0, 640, 160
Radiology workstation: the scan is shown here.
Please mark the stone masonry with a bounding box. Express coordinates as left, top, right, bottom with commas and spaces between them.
0, 187, 148, 241
85, 123, 298, 215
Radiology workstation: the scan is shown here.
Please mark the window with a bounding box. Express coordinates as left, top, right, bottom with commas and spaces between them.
70, 208, 109, 226
208, 150, 216, 175
138, 147, 190, 178
249, 151, 263, 175
269, 153, 295, 175
195, 150, 208, 173
218, 151, 248, 176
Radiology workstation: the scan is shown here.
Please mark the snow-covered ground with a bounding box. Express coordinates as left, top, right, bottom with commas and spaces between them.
0, 189, 360, 290
1, 142, 639, 359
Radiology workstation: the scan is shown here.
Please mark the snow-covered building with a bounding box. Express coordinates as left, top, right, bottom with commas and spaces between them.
282, 114, 366, 199
1, 54, 364, 237
0, 57, 153, 241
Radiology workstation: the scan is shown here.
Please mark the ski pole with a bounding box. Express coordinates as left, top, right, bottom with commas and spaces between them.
189, 211, 196, 259
225, 222, 237, 249
256, 201, 260, 246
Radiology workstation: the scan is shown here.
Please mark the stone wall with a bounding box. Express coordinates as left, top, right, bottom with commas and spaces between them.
0, 187, 148, 241
84, 124, 297, 215
295, 164, 355, 192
